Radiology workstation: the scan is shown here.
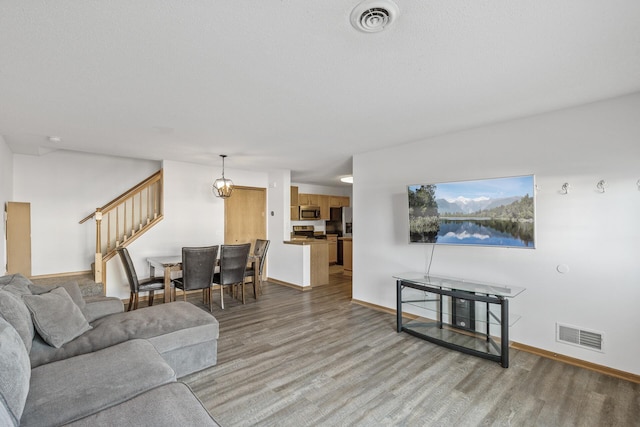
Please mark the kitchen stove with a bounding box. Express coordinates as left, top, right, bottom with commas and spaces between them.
292, 225, 326, 239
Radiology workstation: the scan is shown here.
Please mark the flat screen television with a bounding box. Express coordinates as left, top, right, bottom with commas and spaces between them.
408, 175, 535, 248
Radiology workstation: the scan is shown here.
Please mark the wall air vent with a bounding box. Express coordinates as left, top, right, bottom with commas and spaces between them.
556, 323, 604, 352
350, 0, 399, 33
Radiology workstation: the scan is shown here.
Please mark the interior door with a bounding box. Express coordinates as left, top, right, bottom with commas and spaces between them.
224, 187, 267, 248
6, 202, 32, 276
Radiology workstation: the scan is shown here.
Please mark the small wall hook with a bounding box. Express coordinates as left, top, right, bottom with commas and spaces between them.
597, 180, 606, 193
561, 182, 570, 194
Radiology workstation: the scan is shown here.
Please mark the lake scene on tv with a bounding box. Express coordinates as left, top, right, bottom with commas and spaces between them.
408, 175, 535, 248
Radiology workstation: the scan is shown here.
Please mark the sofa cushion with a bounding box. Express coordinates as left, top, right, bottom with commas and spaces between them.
0, 273, 33, 297
22, 339, 176, 427
0, 290, 35, 352
30, 301, 219, 368
0, 317, 31, 427
23, 287, 92, 348
82, 296, 124, 322
64, 382, 221, 427
29, 281, 86, 312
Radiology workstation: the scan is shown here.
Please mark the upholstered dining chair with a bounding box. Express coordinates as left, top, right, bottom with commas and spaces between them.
172, 246, 218, 312
117, 247, 165, 311
212, 243, 251, 309
244, 239, 270, 298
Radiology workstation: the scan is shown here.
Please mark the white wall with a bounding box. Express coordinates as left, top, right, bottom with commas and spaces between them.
293, 183, 352, 198
352, 93, 640, 375
0, 136, 14, 273
13, 150, 160, 275
266, 170, 308, 287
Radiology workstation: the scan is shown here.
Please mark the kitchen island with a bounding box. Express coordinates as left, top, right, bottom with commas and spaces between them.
281, 239, 329, 287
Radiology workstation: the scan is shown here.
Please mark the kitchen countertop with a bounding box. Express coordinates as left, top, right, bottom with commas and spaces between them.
284, 239, 329, 245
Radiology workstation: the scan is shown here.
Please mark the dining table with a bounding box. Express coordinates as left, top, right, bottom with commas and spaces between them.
147, 254, 260, 303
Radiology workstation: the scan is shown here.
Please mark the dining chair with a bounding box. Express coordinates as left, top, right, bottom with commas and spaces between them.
212, 243, 251, 309
243, 239, 270, 298
117, 247, 165, 311
172, 246, 219, 312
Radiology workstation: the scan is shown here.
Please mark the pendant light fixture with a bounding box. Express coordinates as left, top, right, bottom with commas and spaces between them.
212, 154, 234, 198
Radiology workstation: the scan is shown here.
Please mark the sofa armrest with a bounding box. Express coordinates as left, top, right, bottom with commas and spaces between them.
83, 297, 124, 322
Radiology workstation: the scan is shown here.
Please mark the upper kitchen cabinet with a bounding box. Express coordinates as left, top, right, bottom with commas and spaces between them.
298, 193, 319, 206
319, 195, 329, 220
290, 186, 299, 220
329, 196, 350, 207
291, 189, 350, 220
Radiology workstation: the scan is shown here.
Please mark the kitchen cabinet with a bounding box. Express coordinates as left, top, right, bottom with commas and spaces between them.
290, 186, 299, 220
293, 191, 349, 221
298, 193, 313, 205
329, 196, 350, 207
340, 237, 352, 276
327, 234, 338, 264
319, 195, 329, 220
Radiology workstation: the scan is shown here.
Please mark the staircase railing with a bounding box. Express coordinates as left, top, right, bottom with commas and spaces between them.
80, 170, 163, 283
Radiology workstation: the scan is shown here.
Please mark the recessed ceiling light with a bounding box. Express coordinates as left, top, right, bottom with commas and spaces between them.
340, 176, 354, 184
47, 136, 62, 143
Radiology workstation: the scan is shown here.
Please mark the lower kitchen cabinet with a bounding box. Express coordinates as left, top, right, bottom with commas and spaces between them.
327, 234, 338, 264
340, 237, 352, 276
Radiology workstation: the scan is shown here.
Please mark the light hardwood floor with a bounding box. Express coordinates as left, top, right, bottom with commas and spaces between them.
170, 272, 637, 426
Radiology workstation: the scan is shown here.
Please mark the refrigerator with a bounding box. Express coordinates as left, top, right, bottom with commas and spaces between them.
342, 207, 352, 237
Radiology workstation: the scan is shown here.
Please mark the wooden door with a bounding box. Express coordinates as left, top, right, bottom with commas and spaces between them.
224, 187, 267, 247
6, 202, 31, 276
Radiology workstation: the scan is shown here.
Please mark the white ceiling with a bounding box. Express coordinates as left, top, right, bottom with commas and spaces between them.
1, 1, 639, 186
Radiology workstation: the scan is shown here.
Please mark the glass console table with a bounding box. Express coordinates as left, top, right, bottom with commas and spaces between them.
394, 272, 525, 368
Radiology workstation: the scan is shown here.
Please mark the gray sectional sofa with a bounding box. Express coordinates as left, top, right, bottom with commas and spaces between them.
0, 273, 221, 426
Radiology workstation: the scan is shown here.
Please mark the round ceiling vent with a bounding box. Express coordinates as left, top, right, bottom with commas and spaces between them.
350, 0, 399, 33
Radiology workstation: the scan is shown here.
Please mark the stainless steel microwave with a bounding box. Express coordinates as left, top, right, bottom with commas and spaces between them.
299, 205, 321, 220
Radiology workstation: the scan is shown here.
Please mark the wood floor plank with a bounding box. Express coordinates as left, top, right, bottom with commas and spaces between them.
168, 274, 640, 427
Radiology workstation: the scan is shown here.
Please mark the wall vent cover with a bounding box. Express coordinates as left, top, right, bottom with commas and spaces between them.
350, 0, 399, 33
556, 323, 604, 352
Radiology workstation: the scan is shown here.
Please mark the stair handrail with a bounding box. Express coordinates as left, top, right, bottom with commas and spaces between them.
79, 170, 164, 224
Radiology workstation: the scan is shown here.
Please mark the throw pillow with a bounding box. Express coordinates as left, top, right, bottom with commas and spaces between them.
0, 290, 35, 353
23, 287, 92, 348
29, 281, 87, 313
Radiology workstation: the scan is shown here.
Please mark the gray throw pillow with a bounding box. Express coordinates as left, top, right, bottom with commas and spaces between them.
29, 281, 87, 315
23, 287, 92, 348
0, 290, 35, 353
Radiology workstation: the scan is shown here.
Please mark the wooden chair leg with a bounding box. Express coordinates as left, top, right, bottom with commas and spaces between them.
133, 294, 139, 310
183, 288, 187, 301
220, 286, 225, 309
128, 292, 134, 311
149, 291, 154, 307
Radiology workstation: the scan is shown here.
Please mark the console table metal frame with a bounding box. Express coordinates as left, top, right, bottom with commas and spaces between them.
395, 274, 523, 368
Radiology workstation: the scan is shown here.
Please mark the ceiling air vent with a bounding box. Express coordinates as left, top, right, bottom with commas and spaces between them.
350, 0, 399, 33
556, 323, 604, 352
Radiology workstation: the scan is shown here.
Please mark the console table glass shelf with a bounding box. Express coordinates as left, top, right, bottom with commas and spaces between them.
394, 272, 525, 368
